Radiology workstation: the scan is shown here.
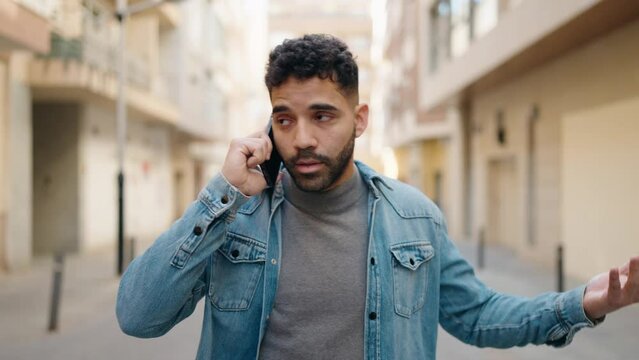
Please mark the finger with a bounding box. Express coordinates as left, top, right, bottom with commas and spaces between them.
609, 268, 622, 296
239, 138, 268, 160
247, 155, 264, 169
260, 132, 273, 161
628, 257, 639, 287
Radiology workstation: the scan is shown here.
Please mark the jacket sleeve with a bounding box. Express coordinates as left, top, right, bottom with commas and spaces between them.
116, 174, 250, 338
437, 218, 601, 348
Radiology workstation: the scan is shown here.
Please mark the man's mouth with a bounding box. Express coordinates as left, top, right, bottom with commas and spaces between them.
294, 159, 324, 174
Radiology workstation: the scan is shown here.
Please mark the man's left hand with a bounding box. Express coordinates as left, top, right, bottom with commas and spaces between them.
583, 256, 639, 320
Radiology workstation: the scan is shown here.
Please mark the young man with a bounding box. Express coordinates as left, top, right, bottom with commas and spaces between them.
117, 34, 639, 360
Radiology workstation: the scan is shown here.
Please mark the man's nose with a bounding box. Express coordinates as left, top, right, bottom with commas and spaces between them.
293, 120, 318, 150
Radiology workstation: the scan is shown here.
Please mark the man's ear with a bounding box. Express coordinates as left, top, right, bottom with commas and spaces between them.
354, 104, 369, 138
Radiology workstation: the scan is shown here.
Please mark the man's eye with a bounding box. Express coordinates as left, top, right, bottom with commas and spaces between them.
315, 113, 332, 122
276, 118, 292, 126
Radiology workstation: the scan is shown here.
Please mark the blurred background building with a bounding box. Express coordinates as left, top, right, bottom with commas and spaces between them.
1, 0, 639, 359
1, 0, 638, 284
0, 0, 269, 271
1, 0, 53, 271
377, 0, 639, 280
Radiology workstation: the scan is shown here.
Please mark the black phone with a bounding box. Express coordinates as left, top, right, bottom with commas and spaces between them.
260, 119, 283, 187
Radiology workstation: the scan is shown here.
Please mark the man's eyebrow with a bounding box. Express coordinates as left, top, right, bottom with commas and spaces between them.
309, 103, 340, 112
272, 105, 290, 114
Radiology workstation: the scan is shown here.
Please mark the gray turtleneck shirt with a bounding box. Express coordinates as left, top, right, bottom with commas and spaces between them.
259, 166, 369, 359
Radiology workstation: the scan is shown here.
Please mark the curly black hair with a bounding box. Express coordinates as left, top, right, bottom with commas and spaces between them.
265, 34, 359, 101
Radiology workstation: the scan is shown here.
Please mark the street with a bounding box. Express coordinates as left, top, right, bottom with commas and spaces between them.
1, 241, 637, 359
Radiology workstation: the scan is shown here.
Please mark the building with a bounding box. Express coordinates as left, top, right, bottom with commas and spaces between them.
379, 0, 639, 279
0, 0, 262, 272
0, 0, 52, 270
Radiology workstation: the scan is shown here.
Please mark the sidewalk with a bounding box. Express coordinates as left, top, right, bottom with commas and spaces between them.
0, 241, 637, 359
0, 249, 204, 360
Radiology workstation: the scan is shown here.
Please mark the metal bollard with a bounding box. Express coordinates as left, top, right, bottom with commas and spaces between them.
557, 244, 564, 292
478, 229, 485, 270
48, 253, 65, 332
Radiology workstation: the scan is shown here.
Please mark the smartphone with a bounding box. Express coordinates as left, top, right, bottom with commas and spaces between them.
260, 119, 283, 187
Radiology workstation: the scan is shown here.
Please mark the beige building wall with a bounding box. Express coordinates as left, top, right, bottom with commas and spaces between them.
471, 19, 639, 274
79, 102, 175, 251
561, 97, 639, 279
0, 58, 7, 270
4, 52, 32, 270
394, 139, 449, 210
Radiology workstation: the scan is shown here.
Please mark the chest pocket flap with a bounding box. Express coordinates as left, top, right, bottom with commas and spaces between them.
390, 241, 434, 270
218, 233, 266, 263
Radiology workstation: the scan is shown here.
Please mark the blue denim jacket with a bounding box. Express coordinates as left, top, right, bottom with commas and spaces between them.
117, 161, 596, 359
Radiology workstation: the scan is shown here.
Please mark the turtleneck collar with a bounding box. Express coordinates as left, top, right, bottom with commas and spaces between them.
282, 164, 367, 214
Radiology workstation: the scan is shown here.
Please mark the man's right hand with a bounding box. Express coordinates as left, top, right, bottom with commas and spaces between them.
221, 131, 273, 196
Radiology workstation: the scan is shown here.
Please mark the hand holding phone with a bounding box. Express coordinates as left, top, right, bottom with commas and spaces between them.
220, 126, 275, 196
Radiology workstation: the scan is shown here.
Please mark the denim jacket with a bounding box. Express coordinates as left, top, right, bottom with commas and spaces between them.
116, 161, 597, 359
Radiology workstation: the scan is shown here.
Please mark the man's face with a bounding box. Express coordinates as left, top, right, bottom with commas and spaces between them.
270, 77, 368, 192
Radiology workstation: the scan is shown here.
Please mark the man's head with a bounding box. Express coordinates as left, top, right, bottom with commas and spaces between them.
265, 34, 359, 105
265, 34, 368, 192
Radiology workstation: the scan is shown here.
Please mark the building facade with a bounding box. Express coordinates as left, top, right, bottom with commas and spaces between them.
379, 0, 639, 279
0, 0, 52, 270
0, 0, 268, 272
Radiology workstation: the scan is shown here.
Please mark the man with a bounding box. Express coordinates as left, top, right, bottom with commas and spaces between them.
116, 34, 639, 359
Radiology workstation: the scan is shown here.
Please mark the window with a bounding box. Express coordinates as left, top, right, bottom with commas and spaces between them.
429, 0, 451, 73
450, 0, 471, 58
472, 0, 498, 38
428, 0, 504, 72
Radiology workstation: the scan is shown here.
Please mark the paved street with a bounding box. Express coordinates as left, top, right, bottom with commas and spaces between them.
1, 240, 637, 359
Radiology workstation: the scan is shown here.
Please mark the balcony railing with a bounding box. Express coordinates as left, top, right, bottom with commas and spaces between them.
41, 0, 151, 90
40, 32, 150, 90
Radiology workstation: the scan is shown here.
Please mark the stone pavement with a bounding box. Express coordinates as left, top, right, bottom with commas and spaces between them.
0, 241, 637, 359
0, 248, 204, 360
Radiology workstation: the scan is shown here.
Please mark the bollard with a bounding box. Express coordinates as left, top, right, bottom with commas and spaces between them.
48, 253, 65, 332
478, 229, 485, 270
557, 244, 564, 292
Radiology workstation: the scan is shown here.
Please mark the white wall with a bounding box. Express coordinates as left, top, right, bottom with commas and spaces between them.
0, 59, 7, 270
5, 53, 33, 270
470, 19, 639, 271
561, 97, 639, 278
80, 103, 175, 251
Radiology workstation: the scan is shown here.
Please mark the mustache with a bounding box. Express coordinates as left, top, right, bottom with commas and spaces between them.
289, 149, 331, 164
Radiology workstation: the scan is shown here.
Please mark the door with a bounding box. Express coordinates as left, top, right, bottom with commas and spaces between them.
486, 157, 518, 247
32, 104, 80, 255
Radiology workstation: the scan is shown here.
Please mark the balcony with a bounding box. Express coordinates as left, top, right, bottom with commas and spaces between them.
30, 31, 178, 127
0, 0, 51, 53
420, 0, 639, 111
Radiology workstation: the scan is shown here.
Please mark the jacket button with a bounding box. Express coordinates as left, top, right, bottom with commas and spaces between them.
409, 258, 415, 266
231, 249, 240, 258
370, 257, 376, 265
221, 195, 229, 204
369, 312, 377, 320
193, 226, 203, 236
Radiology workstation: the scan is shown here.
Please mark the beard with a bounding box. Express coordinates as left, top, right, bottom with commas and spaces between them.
283, 128, 356, 192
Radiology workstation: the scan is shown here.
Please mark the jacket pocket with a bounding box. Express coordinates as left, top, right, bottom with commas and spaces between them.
390, 241, 435, 317
209, 232, 266, 311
